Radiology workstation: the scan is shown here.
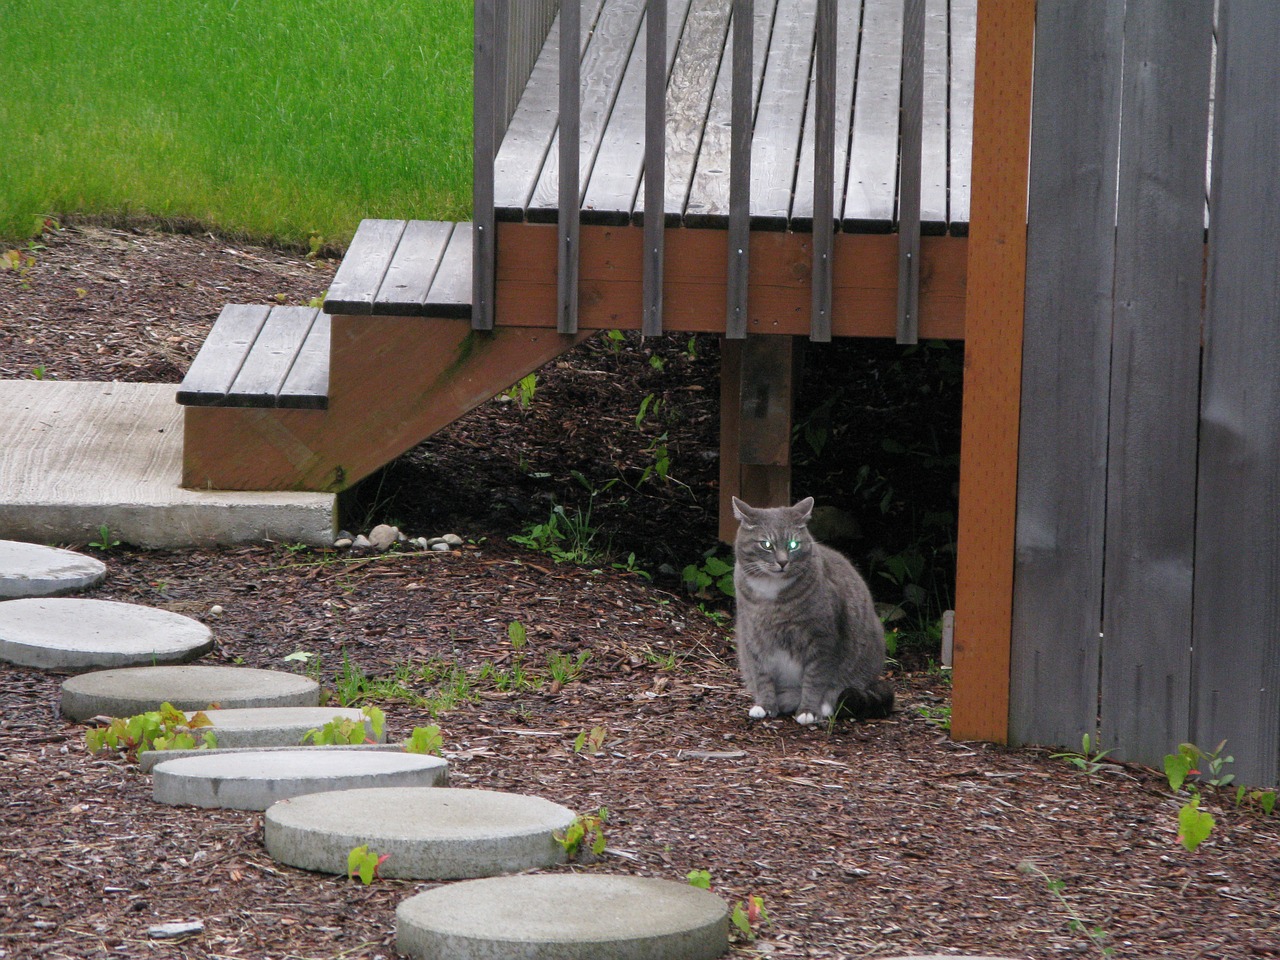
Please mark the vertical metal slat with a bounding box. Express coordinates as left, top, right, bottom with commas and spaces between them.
558, 0, 582, 334
897, 0, 925, 344
643, 0, 668, 336
810, 0, 836, 342
726, 0, 753, 340
473, 0, 499, 331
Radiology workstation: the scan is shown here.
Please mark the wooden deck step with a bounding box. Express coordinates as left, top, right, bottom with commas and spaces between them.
177, 305, 329, 409
324, 220, 472, 318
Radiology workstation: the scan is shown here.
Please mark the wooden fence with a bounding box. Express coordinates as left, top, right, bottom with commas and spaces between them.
1009, 0, 1280, 787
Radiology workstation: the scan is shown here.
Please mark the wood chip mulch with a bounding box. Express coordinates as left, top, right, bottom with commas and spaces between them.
1, 223, 1277, 960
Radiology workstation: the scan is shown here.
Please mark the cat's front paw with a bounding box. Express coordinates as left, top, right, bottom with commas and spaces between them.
794, 711, 819, 726
748, 705, 769, 720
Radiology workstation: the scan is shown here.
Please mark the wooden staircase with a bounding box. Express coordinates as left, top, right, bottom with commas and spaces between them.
178, 220, 591, 492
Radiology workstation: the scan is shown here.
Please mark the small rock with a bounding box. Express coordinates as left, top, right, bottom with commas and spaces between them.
208, 604, 224, 618
149, 920, 204, 940
442, 533, 464, 547
368, 524, 401, 550
352, 535, 373, 551
430, 541, 452, 552
336, 530, 354, 541
411, 537, 430, 550
333, 538, 353, 549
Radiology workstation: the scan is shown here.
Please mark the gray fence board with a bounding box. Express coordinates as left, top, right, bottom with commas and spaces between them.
1193, 0, 1280, 788
643, 0, 669, 334
473, 0, 498, 329
1099, 0, 1212, 770
1010, 1, 1124, 751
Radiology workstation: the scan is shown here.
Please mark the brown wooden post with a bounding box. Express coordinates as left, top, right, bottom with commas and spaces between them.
950, 0, 1035, 743
719, 335, 793, 542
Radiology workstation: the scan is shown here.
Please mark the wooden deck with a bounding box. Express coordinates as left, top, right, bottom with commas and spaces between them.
479, 0, 976, 339
180, 0, 975, 505
494, 0, 973, 234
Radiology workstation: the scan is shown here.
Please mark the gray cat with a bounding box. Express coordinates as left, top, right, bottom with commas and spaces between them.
732, 496, 894, 725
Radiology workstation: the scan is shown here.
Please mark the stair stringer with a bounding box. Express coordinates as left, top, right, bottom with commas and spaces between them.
183, 315, 592, 492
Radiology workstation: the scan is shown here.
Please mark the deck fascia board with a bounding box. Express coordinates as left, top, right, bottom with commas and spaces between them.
494, 221, 965, 339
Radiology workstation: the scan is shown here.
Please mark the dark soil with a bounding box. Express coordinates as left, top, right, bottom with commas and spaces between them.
1, 223, 1277, 960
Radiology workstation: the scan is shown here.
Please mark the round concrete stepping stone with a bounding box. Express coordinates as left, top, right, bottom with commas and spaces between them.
265, 787, 575, 879
0, 598, 212, 672
60, 665, 318, 722
198, 707, 384, 749
0, 540, 107, 599
396, 875, 729, 960
152, 749, 448, 810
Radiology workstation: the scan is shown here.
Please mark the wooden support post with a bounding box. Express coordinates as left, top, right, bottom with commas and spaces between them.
951, 0, 1035, 744
719, 335, 793, 542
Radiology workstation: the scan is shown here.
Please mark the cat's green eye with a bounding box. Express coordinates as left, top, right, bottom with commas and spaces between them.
787, 539, 800, 552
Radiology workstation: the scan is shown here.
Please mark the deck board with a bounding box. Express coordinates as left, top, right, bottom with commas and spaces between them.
489, 0, 975, 233
684, 0, 779, 226
493, 0, 607, 220
375, 220, 453, 314
424, 223, 474, 319
844, 0, 904, 231
791, 0, 861, 230
749, 0, 819, 229
527, 0, 647, 222
581, 0, 693, 224
920, 0, 948, 233
634, 0, 731, 222
227, 307, 320, 407
948, 0, 976, 234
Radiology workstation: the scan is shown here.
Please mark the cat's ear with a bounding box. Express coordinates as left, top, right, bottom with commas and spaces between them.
731, 496, 756, 527
792, 497, 815, 524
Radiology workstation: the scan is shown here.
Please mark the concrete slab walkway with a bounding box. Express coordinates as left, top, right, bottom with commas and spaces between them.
0, 381, 334, 548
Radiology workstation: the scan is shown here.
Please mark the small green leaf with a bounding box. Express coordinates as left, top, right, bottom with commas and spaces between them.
1178, 795, 1215, 852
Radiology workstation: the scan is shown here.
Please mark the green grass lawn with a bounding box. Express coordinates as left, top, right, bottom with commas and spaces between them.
0, 0, 473, 248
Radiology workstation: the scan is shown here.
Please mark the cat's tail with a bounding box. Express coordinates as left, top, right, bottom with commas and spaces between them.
838, 679, 895, 720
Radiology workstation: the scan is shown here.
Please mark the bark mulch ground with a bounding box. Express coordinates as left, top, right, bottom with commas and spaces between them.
1, 223, 1277, 960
